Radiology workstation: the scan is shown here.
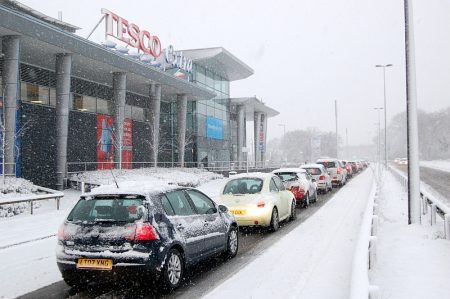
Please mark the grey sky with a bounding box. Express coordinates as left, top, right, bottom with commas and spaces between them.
20, 0, 450, 146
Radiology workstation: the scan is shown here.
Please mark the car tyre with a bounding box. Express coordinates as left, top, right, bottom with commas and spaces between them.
224, 226, 239, 259
270, 208, 279, 232
159, 248, 184, 292
290, 200, 297, 221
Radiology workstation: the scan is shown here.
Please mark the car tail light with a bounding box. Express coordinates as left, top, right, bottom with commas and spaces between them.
319, 175, 325, 180
125, 223, 159, 241
135, 223, 159, 241
337, 167, 342, 174
257, 201, 265, 208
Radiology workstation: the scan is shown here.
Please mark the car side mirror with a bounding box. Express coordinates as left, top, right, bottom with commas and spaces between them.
218, 204, 228, 213
312, 178, 316, 182
328, 172, 331, 175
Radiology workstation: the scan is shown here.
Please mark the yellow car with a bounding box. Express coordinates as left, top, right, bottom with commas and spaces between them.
219, 173, 297, 231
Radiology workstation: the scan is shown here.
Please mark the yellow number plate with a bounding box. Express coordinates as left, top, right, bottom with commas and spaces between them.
230, 209, 246, 215
77, 258, 113, 270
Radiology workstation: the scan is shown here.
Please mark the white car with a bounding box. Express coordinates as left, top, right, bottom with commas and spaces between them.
316, 158, 347, 187
272, 168, 318, 208
219, 173, 296, 231
300, 164, 332, 193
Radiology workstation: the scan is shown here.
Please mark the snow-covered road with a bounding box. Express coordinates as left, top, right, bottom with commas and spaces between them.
203, 168, 375, 299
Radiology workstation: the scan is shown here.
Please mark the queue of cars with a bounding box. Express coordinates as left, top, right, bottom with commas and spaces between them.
56, 159, 368, 292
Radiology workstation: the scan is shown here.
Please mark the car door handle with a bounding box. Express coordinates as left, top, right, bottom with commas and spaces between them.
204, 221, 209, 226
176, 224, 185, 231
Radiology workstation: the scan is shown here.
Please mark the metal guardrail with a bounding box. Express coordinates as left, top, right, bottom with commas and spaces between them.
389, 164, 450, 240
0, 186, 64, 215
350, 170, 379, 299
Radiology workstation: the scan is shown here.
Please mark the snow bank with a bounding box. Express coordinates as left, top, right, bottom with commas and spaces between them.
370, 170, 450, 298
71, 167, 223, 188
420, 160, 450, 173
203, 169, 375, 299
0, 177, 39, 218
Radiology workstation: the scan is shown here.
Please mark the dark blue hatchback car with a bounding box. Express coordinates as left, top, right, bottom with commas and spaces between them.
56, 184, 238, 291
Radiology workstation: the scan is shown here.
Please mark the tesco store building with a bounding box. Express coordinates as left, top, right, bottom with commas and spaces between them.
0, 1, 278, 189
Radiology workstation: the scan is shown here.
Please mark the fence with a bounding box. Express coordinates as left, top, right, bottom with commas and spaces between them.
389, 164, 450, 240
66, 160, 299, 176
349, 169, 380, 299
0, 186, 64, 214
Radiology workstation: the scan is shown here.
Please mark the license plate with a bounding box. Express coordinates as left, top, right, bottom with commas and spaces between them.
230, 209, 246, 215
77, 258, 112, 270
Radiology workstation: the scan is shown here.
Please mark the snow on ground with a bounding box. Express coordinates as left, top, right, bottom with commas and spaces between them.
420, 160, 450, 173
370, 170, 450, 299
71, 167, 223, 187
203, 169, 375, 299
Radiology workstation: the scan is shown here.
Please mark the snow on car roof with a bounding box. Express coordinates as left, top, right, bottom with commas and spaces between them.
229, 172, 273, 179
87, 179, 179, 198
301, 163, 325, 169
272, 168, 307, 174
316, 158, 338, 162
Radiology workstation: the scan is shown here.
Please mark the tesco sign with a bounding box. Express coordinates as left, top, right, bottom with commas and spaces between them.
101, 8, 162, 57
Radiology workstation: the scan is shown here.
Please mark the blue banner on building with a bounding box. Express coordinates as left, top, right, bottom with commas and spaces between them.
206, 116, 224, 140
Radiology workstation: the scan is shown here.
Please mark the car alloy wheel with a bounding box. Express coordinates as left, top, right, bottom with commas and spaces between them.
161, 248, 183, 290
225, 227, 238, 258
270, 208, 279, 232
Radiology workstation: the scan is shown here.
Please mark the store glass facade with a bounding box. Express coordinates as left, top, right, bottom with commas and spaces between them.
190, 64, 237, 166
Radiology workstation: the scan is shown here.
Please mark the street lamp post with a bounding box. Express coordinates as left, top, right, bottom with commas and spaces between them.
374, 107, 383, 166
375, 64, 393, 168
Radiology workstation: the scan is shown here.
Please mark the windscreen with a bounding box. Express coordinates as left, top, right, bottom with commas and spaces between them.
275, 172, 298, 182
223, 178, 263, 195
303, 168, 321, 175
67, 195, 145, 223
317, 161, 336, 168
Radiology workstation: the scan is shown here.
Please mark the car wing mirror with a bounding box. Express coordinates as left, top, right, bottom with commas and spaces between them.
218, 204, 228, 213
312, 178, 316, 182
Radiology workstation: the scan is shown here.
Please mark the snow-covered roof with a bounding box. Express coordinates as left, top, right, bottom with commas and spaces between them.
316, 158, 339, 162
301, 163, 326, 169
228, 172, 273, 180
87, 180, 179, 198
272, 168, 307, 174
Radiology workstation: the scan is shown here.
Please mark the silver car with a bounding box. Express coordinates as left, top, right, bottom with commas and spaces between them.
316, 158, 347, 187
300, 164, 332, 194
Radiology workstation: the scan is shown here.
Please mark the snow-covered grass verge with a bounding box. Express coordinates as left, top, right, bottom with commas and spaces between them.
420, 159, 450, 173
70, 167, 223, 188
370, 170, 450, 299
0, 177, 40, 218
203, 169, 375, 299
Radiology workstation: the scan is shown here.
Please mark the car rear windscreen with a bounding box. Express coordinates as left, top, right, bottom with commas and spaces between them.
223, 178, 263, 194
303, 168, 321, 175
317, 161, 336, 168
67, 195, 145, 223
274, 172, 298, 182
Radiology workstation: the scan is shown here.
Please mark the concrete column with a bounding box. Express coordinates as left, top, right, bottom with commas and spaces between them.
237, 105, 246, 167
55, 53, 72, 190
176, 94, 187, 167
2, 36, 20, 176
254, 112, 262, 166
149, 83, 161, 166
113, 72, 126, 168
261, 113, 268, 167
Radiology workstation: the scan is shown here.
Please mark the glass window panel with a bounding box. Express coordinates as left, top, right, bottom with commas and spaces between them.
196, 66, 206, 85
214, 74, 222, 92
132, 106, 144, 122
223, 81, 230, 96
197, 114, 206, 137
206, 70, 214, 88
72, 94, 96, 112
20, 82, 49, 105
97, 98, 113, 115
